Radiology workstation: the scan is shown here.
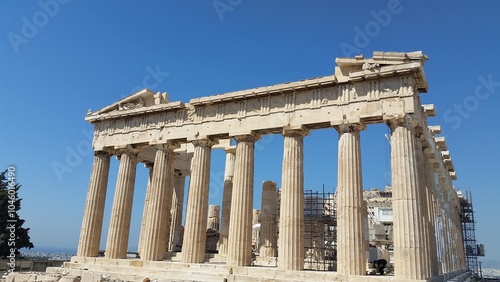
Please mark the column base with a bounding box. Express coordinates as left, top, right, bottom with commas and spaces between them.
10, 257, 470, 282
39, 258, 471, 282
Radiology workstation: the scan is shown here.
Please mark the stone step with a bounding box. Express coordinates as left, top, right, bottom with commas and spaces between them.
32, 261, 472, 282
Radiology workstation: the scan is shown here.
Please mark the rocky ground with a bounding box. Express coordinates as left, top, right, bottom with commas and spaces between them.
482, 268, 500, 279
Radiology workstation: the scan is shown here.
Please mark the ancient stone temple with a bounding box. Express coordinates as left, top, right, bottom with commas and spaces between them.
47, 51, 468, 281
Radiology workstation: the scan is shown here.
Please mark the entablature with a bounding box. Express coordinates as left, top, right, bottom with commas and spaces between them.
85, 51, 456, 186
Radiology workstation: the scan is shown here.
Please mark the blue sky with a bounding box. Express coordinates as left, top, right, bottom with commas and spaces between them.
1, 0, 499, 267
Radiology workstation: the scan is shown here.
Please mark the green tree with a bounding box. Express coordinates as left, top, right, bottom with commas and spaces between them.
0, 168, 34, 257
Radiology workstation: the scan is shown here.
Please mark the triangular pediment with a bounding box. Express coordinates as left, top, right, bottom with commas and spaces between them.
89, 89, 170, 115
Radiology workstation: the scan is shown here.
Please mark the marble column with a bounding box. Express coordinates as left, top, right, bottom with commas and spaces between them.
164, 157, 176, 253
415, 137, 432, 278
423, 157, 439, 276
389, 119, 428, 280
446, 186, 464, 271
207, 205, 220, 230
169, 170, 186, 252
432, 180, 445, 274
278, 128, 308, 271
259, 181, 278, 258
105, 149, 138, 259
450, 208, 460, 271
252, 209, 261, 251
335, 123, 367, 276
182, 139, 214, 263
227, 134, 258, 266
434, 181, 446, 274
452, 189, 466, 270
77, 151, 111, 257
443, 203, 453, 272
453, 196, 466, 270
439, 177, 452, 273
137, 163, 153, 256
140, 145, 175, 261
217, 147, 236, 255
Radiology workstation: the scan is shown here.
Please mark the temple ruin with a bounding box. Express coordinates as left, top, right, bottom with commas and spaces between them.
48, 51, 469, 281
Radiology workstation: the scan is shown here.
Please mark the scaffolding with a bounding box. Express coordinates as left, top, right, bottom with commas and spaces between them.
364, 188, 394, 266
302, 187, 393, 271
459, 189, 484, 279
303, 189, 337, 271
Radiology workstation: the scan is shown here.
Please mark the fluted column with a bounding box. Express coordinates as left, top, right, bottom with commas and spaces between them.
207, 205, 220, 230
434, 180, 446, 273
453, 194, 466, 270
105, 148, 139, 259
439, 176, 452, 273
444, 184, 463, 272
140, 145, 176, 261
434, 183, 445, 274
259, 181, 278, 258
423, 157, 439, 276
458, 216, 467, 270
182, 139, 214, 263
444, 203, 453, 272
278, 128, 308, 271
137, 163, 153, 256
450, 207, 460, 271
444, 187, 454, 272
217, 147, 236, 255
450, 188, 466, 271
389, 118, 428, 280
252, 209, 261, 250
77, 151, 111, 257
335, 123, 366, 275
415, 136, 432, 278
169, 170, 186, 252
227, 134, 259, 266
164, 157, 176, 253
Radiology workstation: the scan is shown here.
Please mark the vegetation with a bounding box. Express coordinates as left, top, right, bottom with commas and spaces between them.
0, 169, 34, 257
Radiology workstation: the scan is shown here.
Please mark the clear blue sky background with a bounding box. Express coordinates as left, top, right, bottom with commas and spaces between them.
1, 0, 499, 267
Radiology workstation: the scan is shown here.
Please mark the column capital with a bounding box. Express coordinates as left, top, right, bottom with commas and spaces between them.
282, 126, 309, 138
94, 150, 112, 158
154, 142, 180, 152
334, 122, 365, 133
234, 134, 261, 143
114, 145, 142, 157
386, 114, 422, 130
224, 145, 237, 155
191, 138, 217, 148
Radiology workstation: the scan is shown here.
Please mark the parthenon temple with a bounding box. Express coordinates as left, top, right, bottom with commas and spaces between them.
52, 51, 469, 281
